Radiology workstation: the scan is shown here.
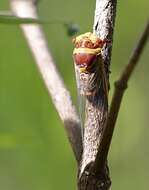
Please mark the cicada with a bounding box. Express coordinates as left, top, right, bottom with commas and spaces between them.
72, 32, 108, 130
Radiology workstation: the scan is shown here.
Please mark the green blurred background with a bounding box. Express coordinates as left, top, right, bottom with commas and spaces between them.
0, 0, 149, 189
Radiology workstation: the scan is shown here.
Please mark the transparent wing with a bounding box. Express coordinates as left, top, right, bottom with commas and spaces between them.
74, 57, 108, 132
74, 65, 86, 135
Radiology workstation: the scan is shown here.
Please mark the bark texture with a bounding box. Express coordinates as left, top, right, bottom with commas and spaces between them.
78, 0, 117, 189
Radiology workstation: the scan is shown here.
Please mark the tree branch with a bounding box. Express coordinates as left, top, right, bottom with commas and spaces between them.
93, 0, 117, 66
10, 0, 83, 163
94, 20, 149, 170
92, 0, 117, 173
76, 0, 117, 189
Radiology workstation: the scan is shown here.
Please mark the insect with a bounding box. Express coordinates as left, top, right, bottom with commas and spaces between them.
72, 32, 109, 129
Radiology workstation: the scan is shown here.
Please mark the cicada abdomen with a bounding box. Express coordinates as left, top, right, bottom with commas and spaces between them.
72, 32, 109, 176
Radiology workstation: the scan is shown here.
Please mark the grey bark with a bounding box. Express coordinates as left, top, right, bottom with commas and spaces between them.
10, 0, 83, 163
78, 0, 117, 189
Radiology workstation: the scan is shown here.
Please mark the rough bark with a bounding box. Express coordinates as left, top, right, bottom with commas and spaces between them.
78, 0, 117, 189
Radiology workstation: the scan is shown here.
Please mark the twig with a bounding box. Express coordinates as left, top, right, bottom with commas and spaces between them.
10, 0, 83, 163
94, 20, 149, 171
77, 0, 117, 189
93, 0, 117, 66
92, 0, 117, 173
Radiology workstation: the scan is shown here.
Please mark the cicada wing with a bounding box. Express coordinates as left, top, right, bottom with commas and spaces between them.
74, 59, 102, 129
78, 93, 86, 135
74, 64, 86, 134
88, 57, 108, 103
74, 57, 108, 131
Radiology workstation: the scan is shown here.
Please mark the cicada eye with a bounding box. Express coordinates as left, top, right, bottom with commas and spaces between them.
94, 39, 105, 48
84, 40, 94, 48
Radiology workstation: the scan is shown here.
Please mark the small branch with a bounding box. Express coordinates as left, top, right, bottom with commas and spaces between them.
10, 0, 83, 163
93, 0, 117, 67
91, 0, 117, 174
94, 20, 149, 171
77, 0, 117, 189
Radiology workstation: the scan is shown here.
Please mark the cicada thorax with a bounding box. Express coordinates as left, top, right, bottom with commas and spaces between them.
73, 32, 106, 97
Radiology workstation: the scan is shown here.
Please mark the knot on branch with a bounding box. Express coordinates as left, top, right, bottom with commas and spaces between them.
78, 165, 111, 190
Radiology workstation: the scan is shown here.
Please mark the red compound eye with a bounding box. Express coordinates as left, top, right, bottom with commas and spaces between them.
84, 41, 94, 48
94, 39, 104, 48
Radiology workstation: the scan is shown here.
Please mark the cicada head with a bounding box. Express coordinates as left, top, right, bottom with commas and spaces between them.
72, 32, 106, 73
